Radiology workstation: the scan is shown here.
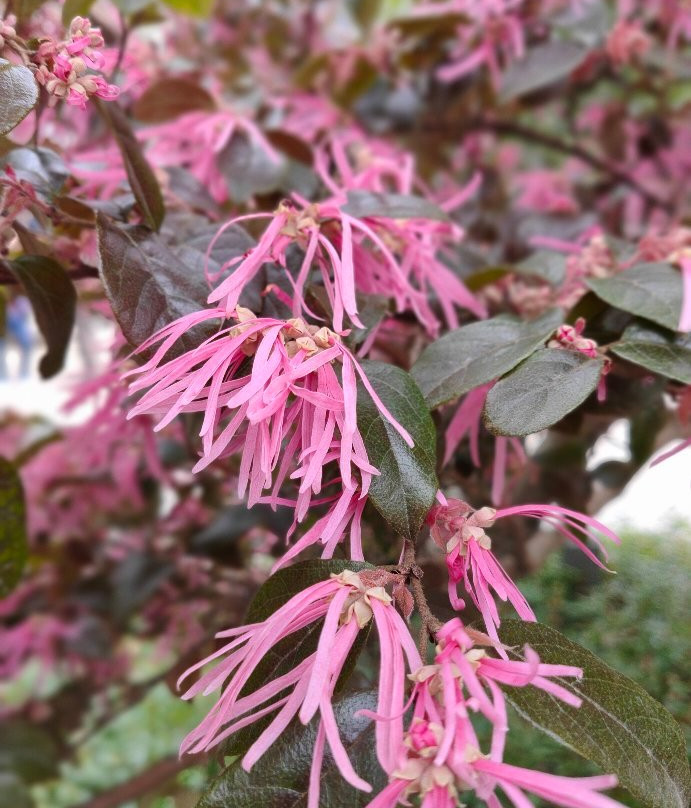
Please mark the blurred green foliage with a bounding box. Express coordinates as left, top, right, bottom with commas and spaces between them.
495, 524, 691, 807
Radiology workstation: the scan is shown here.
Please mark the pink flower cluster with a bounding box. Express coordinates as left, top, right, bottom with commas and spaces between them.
34, 17, 119, 109
428, 498, 620, 646
126, 307, 410, 556
204, 195, 483, 337
178, 569, 421, 806
366, 618, 623, 808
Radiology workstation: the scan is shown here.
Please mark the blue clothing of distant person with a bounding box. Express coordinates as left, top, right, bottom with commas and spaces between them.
0, 296, 33, 380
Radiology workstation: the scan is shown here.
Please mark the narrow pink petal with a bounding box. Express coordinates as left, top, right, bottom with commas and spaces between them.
299, 586, 351, 724
679, 256, 691, 331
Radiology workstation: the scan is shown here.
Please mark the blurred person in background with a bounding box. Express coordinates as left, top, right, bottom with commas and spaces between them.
0, 294, 33, 380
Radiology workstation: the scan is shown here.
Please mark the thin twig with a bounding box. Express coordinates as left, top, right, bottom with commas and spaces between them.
477, 117, 673, 212
71, 754, 204, 808
0, 259, 99, 285
111, 12, 130, 81
400, 540, 443, 638
424, 115, 674, 213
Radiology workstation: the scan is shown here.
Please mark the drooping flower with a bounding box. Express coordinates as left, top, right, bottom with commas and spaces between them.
178, 570, 421, 807
428, 500, 534, 646
364, 617, 623, 808
267, 485, 368, 571
205, 195, 484, 335
428, 499, 620, 644
309, 129, 485, 333
423, 1, 525, 89
141, 108, 281, 204
443, 383, 525, 505
126, 307, 411, 527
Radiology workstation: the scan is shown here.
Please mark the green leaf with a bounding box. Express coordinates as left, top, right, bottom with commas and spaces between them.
0, 59, 38, 137
7, 256, 77, 378
62, 0, 96, 24
499, 41, 588, 102
611, 323, 691, 384
498, 620, 691, 808
13, 0, 47, 20
587, 263, 682, 331
163, 0, 214, 14
96, 215, 230, 356
0, 458, 27, 598
514, 251, 567, 286
247, 559, 373, 623
357, 361, 437, 540
198, 690, 386, 808
342, 190, 449, 221
217, 132, 318, 204
95, 100, 165, 231
224, 560, 373, 757
0, 774, 33, 808
132, 78, 216, 123
411, 309, 563, 409
3, 147, 69, 197
483, 348, 604, 436
0, 720, 58, 784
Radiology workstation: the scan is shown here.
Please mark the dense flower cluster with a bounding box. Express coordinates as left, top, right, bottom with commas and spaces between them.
365, 618, 623, 808
34, 16, 119, 108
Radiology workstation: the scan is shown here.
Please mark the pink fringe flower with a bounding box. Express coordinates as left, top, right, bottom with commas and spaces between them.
126, 308, 411, 522
267, 485, 368, 571
205, 196, 484, 335
426, 1, 525, 89
364, 617, 623, 808
178, 570, 421, 807
141, 109, 281, 204
428, 499, 620, 646
443, 383, 525, 505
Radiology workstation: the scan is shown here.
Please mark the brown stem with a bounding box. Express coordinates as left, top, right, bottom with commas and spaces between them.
444, 117, 675, 214
111, 13, 130, 81
0, 259, 99, 285
399, 540, 443, 640
70, 754, 204, 808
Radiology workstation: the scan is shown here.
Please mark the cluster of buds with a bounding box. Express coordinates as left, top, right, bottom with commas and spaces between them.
230, 306, 342, 358
0, 166, 53, 256
334, 569, 393, 627
34, 17, 119, 110
550, 318, 611, 400
637, 226, 691, 265
549, 317, 600, 359
429, 500, 496, 560
606, 19, 651, 66
567, 234, 617, 280
0, 15, 17, 51
277, 201, 321, 242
